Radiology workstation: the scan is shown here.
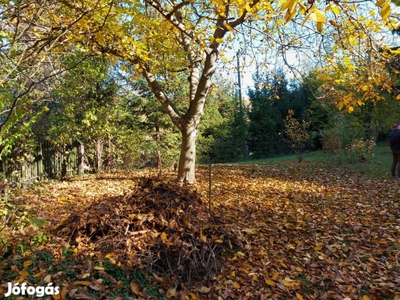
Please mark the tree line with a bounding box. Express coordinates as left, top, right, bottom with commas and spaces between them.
1, 48, 399, 183
1, 0, 400, 183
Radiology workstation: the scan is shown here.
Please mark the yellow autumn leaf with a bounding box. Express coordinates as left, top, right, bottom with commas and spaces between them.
376, 0, 385, 6
60, 286, 68, 299
18, 270, 29, 277
149, 231, 160, 238
281, 0, 298, 13
348, 106, 354, 113
44, 274, 52, 283
329, 20, 340, 27
299, 3, 306, 14
161, 231, 167, 243
130, 281, 143, 296
225, 23, 233, 31
215, 38, 223, 44
310, 9, 327, 23
283, 278, 300, 287
331, 4, 341, 14
279, 259, 288, 268
73, 281, 91, 286
363, 295, 371, 300
182, 214, 190, 227
285, 10, 297, 23
316, 22, 324, 33
188, 292, 197, 299
23, 260, 33, 267
272, 272, 280, 280
233, 281, 240, 288
94, 266, 105, 271
380, 2, 391, 20
236, 251, 245, 257
265, 279, 276, 286
296, 293, 304, 300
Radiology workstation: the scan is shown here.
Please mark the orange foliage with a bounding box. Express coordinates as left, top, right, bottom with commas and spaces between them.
1, 165, 400, 299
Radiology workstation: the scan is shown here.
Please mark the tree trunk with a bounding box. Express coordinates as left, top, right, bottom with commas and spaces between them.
95, 138, 103, 173
140, 43, 219, 184
78, 142, 85, 176
106, 134, 112, 172
37, 143, 43, 180
177, 120, 198, 183
155, 124, 162, 178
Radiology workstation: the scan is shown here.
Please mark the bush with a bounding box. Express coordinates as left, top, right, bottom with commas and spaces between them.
322, 129, 342, 155
345, 138, 376, 162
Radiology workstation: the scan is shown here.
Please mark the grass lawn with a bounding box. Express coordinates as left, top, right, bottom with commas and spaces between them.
237, 142, 394, 179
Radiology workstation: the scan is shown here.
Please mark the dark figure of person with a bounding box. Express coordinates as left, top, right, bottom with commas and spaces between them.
388, 123, 400, 177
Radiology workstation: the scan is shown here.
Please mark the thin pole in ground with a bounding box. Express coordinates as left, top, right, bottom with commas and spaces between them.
208, 163, 212, 217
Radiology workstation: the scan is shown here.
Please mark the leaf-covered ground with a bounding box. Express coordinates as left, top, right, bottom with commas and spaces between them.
1, 162, 400, 299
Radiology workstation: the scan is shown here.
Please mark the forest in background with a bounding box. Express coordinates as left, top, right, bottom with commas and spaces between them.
2, 51, 400, 182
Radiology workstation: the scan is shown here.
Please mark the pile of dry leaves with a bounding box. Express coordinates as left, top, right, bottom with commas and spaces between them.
54, 177, 238, 288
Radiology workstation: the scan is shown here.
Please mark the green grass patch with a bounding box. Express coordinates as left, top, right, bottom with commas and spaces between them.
232, 143, 393, 180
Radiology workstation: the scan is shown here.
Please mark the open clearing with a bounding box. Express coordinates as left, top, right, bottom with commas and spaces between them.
1, 162, 400, 299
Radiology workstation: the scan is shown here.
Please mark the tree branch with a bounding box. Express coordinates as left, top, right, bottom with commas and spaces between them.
227, 0, 262, 28
0, 54, 94, 134
144, 0, 198, 43
140, 67, 183, 129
